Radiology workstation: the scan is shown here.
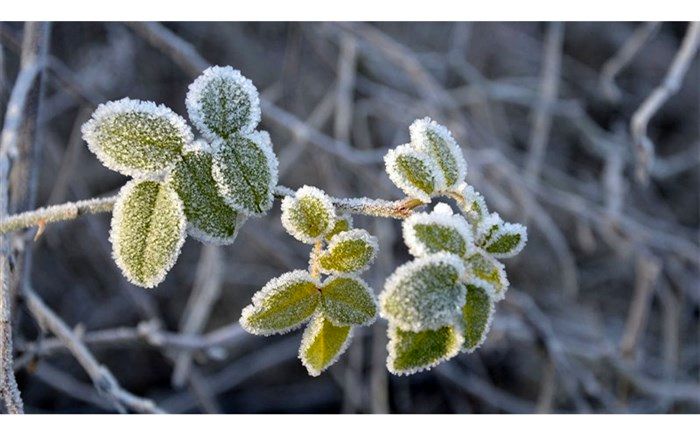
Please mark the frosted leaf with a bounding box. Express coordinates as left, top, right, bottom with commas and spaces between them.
458, 183, 489, 224
475, 212, 504, 247
167, 149, 242, 245
82, 98, 193, 178
315, 229, 378, 275
281, 186, 336, 244
212, 130, 278, 216
239, 270, 320, 336
186, 65, 261, 141
409, 117, 467, 190
386, 324, 462, 376
320, 275, 377, 326
110, 179, 186, 288
483, 222, 528, 259
403, 203, 474, 258
299, 315, 353, 377
384, 144, 443, 203
379, 253, 466, 332
325, 213, 353, 241
465, 249, 509, 299
458, 279, 495, 352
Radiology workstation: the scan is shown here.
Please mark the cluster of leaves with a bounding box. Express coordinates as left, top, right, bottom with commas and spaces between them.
82, 66, 278, 288
240, 186, 379, 376
380, 118, 527, 375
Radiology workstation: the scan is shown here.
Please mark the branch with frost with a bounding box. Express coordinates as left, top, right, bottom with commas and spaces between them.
630, 21, 700, 183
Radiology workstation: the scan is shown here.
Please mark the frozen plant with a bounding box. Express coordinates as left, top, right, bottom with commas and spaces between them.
0, 68, 527, 378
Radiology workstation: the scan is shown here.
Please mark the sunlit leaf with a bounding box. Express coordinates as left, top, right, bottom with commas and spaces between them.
325, 213, 353, 241
384, 144, 442, 203
409, 117, 467, 189
281, 186, 336, 244
321, 275, 377, 326
299, 315, 352, 377
483, 222, 527, 258
386, 324, 462, 375
316, 229, 378, 274
403, 203, 473, 257
465, 249, 509, 299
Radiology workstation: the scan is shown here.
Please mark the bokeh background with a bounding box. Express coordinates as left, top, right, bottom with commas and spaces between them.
0, 22, 698, 413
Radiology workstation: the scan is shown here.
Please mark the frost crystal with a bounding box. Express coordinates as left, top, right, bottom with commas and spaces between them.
299, 315, 353, 377
316, 229, 378, 274
384, 144, 443, 203
239, 270, 321, 336
465, 248, 510, 299
379, 253, 466, 332
475, 212, 504, 246
386, 324, 462, 376
212, 130, 279, 216
403, 203, 474, 258
409, 117, 467, 190
320, 275, 377, 326
458, 183, 489, 224
82, 98, 193, 179
325, 213, 353, 241
281, 186, 336, 244
483, 222, 528, 258
110, 179, 186, 288
458, 279, 495, 352
186, 65, 261, 141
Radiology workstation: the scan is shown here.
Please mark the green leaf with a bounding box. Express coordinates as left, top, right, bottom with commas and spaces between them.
316, 229, 378, 274
321, 275, 377, 326
325, 214, 353, 241
299, 315, 352, 377
212, 131, 278, 216
483, 222, 527, 258
410, 118, 467, 189
465, 249, 509, 299
82, 98, 192, 178
458, 184, 489, 224
384, 144, 440, 202
387, 324, 462, 375
459, 281, 495, 352
240, 270, 320, 335
167, 147, 242, 244
110, 179, 186, 288
379, 253, 466, 331
186, 66, 261, 141
403, 203, 473, 257
281, 186, 336, 244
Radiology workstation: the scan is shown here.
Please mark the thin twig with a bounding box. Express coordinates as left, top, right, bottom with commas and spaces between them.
630, 22, 700, 183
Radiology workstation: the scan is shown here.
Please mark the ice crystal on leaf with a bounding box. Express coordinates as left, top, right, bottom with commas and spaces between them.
82, 98, 192, 179
299, 315, 353, 377
403, 203, 474, 258
320, 275, 377, 326
316, 229, 378, 274
239, 270, 320, 336
458, 183, 489, 224
379, 253, 466, 332
482, 222, 527, 258
465, 249, 509, 299
186, 66, 261, 141
384, 144, 442, 203
459, 280, 495, 352
281, 186, 336, 244
387, 324, 462, 376
167, 149, 242, 245
212, 130, 278, 216
409, 118, 467, 190
110, 179, 186, 288
324, 213, 352, 241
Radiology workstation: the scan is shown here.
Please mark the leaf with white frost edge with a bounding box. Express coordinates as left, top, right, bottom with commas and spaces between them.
167, 148, 243, 245
186, 66, 261, 141
457, 183, 488, 224
281, 186, 336, 244
379, 253, 466, 332
475, 212, 504, 247
465, 249, 509, 300
82, 98, 193, 179
403, 203, 474, 258
482, 222, 527, 258
240, 270, 320, 336
212, 130, 278, 216
110, 179, 186, 288
458, 279, 495, 352
409, 117, 467, 190
321, 275, 377, 326
325, 213, 353, 241
384, 144, 443, 203
299, 315, 353, 377
386, 324, 462, 375
315, 229, 378, 275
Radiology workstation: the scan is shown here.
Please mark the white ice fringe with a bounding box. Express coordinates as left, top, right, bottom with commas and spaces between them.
467, 247, 510, 300
409, 117, 467, 189
186, 65, 261, 140
109, 179, 187, 289
281, 185, 337, 244
475, 212, 503, 245
82, 98, 193, 179
485, 222, 528, 258
458, 183, 489, 222
316, 229, 379, 275
402, 202, 475, 258
239, 270, 320, 336
299, 314, 354, 377
184, 138, 217, 154
384, 144, 444, 203
187, 212, 247, 246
